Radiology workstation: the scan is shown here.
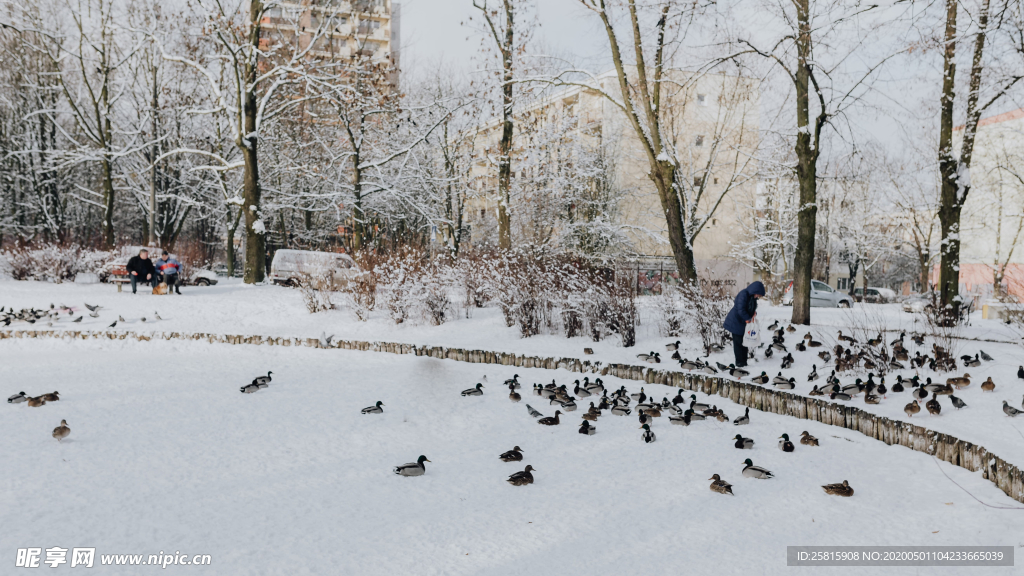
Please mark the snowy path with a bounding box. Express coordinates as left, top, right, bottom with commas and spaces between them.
2, 337, 1023, 575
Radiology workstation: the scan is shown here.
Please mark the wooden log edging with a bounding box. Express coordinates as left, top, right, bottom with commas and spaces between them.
2, 327, 1022, 504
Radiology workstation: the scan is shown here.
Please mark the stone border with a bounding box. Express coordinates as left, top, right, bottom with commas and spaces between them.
3, 327, 1022, 505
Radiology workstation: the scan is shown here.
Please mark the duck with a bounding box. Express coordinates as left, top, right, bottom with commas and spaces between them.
610, 404, 631, 416
781, 353, 795, 369
361, 401, 385, 414
799, 431, 819, 446
946, 374, 971, 389
822, 480, 854, 497
949, 395, 967, 410
778, 434, 795, 452
509, 384, 522, 402
1018, 366, 1024, 380
560, 398, 578, 412
904, 399, 921, 417
706, 342, 726, 354
772, 373, 789, 386
689, 395, 710, 412
503, 374, 521, 389
767, 320, 780, 331
741, 458, 773, 479
7, 391, 27, 404
765, 347, 774, 359
1003, 401, 1022, 417
963, 354, 982, 368
461, 383, 484, 396
638, 410, 654, 428
729, 365, 749, 379
680, 359, 702, 371
532, 384, 543, 396
631, 387, 647, 402
709, 474, 735, 495
807, 365, 819, 382
252, 371, 273, 386
888, 359, 905, 371
38, 391, 59, 402
640, 424, 656, 443
394, 455, 431, 476
507, 465, 536, 486
240, 383, 261, 394
751, 372, 769, 385
926, 393, 942, 416
579, 420, 596, 435
912, 383, 929, 401
733, 434, 754, 449
981, 377, 995, 392
684, 409, 705, 421
499, 446, 524, 462
864, 392, 881, 405
52, 419, 70, 442
892, 377, 905, 394
637, 352, 661, 364
573, 382, 591, 398
809, 385, 824, 396
830, 391, 852, 402
26, 396, 46, 407
702, 363, 719, 375
733, 407, 750, 426
665, 340, 680, 351
538, 410, 562, 425
669, 412, 689, 425
774, 377, 796, 390
786, 324, 796, 333
795, 341, 806, 352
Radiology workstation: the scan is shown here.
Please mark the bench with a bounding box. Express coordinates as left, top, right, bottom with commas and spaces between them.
110, 265, 132, 292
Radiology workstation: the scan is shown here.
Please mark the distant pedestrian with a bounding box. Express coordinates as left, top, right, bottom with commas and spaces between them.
126, 249, 157, 294
154, 251, 183, 295
723, 281, 766, 368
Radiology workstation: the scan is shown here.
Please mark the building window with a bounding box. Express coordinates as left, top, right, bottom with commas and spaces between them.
480, 209, 486, 219
693, 176, 703, 187
697, 94, 707, 106
695, 135, 704, 147
714, 177, 719, 184
838, 277, 849, 290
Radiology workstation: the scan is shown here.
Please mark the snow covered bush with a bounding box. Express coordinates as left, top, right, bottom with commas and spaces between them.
0, 244, 116, 282
298, 270, 336, 313
673, 282, 731, 353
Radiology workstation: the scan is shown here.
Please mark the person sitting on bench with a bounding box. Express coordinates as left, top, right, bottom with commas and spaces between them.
154, 250, 183, 295
126, 249, 157, 294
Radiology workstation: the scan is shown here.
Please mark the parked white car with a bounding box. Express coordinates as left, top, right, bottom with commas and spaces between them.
781, 279, 854, 308
270, 249, 361, 289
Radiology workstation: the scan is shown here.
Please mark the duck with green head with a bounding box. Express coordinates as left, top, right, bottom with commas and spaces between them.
394, 455, 431, 477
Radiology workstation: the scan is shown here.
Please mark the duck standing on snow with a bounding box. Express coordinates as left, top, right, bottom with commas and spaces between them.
904, 400, 921, 417
709, 474, 734, 495
981, 377, 996, 392
504, 375, 520, 389
799, 431, 819, 446
252, 371, 273, 386
807, 365, 818, 382
741, 459, 773, 479
778, 433, 795, 452
394, 455, 431, 476
733, 434, 754, 449
507, 465, 535, 486
499, 446, 524, 462
461, 383, 484, 396
361, 401, 384, 414
8, 391, 27, 404
640, 424, 656, 443
579, 420, 596, 435
52, 419, 70, 442
822, 480, 854, 497
508, 384, 521, 402
926, 393, 942, 416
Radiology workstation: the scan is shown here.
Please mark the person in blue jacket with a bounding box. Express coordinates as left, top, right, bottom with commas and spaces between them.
154, 251, 183, 295
723, 281, 766, 367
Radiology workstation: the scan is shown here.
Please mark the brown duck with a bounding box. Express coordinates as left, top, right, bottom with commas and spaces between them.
26, 396, 46, 407
799, 431, 819, 446
904, 399, 920, 417
946, 374, 971, 389
980, 377, 995, 392
926, 393, 942, 416
506, 465, 535, 486
39, 391, 60, 402
822, 480, 854, 497
709, 474, 734, 495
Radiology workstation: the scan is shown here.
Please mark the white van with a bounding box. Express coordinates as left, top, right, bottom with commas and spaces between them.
269, 249, 361, 288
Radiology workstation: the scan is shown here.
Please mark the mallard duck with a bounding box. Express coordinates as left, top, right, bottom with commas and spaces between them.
507, 465, 535, 486
560, 399, 578, 412
579, 420, 596, 435
637, 410, 654, 427
684, 409, 705, 421
680, 359, 702, 371
361, 401, 384, 414
640, 424, 656, 443
509, 384, 522, 402
503, 374, 520, 388
963, 354, 981, 368
799, 431, 818, 446
946, 374, 971, 389
582, 409, 598, 421
892, 377, 905, 393
394, 455, 431, 476
778, 433, 795, 452
252, 371, 273, 386
864, 392, 881, 405
733, 407, 750, 426
688, 395, 710, 411
538, 410, 562, 425
706, 342, 726, 354
822, 480, 854, 497
981, 377, 995, 392
7, 391, 27, 404
39, 391, 60, 402
665, 340, 680, 351
913, 383, 929, 401
830, 391, 851, 402
461, 383, 484, 396
767, 320, 780, 331
751, 372, 769, 385
1003, 401, 1022, 417
781, 353, 795, 369
526, 404, 543, 418
52, 419, 70, 442
610, 405, 631, 416
240, 383, 261, 394
630, 387, 647, 402
499, 446, 524, 462
709, 474, 734, 495
573, 382, 591, 398
888, 359, 904, 371
733, 434, 754, 449
26, 396, 46, 407
904, 399, 920, 417
1017, 366, 1024, 380
807, 365, 819, 382
741, 458, 773, 479
926, 393, 941, 415
669, 413, 689, 425
795, 341, 807, 352
729, 365, 750, 378
786, 324, 796, 333
949, 394, 967, 410
765, 346, 774, 358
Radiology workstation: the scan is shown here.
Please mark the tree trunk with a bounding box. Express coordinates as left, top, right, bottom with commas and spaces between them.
101, 155, 116, 249
936, 0, 960, 320
241, 1, 266, 284
495, 0, 515, 250
226, 205, 242, 277
789, 0, 816, 326
652, 163, 696, 282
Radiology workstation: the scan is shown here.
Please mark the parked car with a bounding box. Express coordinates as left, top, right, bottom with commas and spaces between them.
187, 269, 219, 286
269, 249, 361, 288
902, 297, 934, 313
854, 287, 897, 303
781, 279, 854, 308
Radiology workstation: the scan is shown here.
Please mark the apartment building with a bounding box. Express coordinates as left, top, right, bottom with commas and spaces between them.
466, 69, 761, 289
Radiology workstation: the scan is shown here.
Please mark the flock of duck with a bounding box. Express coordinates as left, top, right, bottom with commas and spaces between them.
8, 390, 70, 442
354, 372, 854, 497
653, 324, 1024, 421
1, 303, 163, 329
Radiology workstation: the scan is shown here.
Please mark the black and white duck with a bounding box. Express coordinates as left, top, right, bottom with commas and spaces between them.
751, 372, 769, 385
778, 434, 795, 452
507, 465, 535, 486
733, 407, 750, 426
640, 424, 656, 443
7, 391, 27, 404
252, 371, 273, 386
807, 365, 818, 382
504, 375, 521, 389
733, 434, 754, 449
774, 377, 795, 390
579, 420, 596, 435
630, 388, 647, 402
573, 381, 592, 398
610, 404, 631, 416
240, 383, 262, 394
361, 401, 384, 414
394, 455, 430, 477
689, 396, 710, 412
665, 340, 680, 351
499, 446, 524, 462
461, 383, 484, 396
741, 459, 773, 479
680, 359, 702, 371
729, 365, 749, 379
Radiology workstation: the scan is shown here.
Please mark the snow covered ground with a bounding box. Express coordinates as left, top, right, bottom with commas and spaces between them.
3, 336, 1024, 575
